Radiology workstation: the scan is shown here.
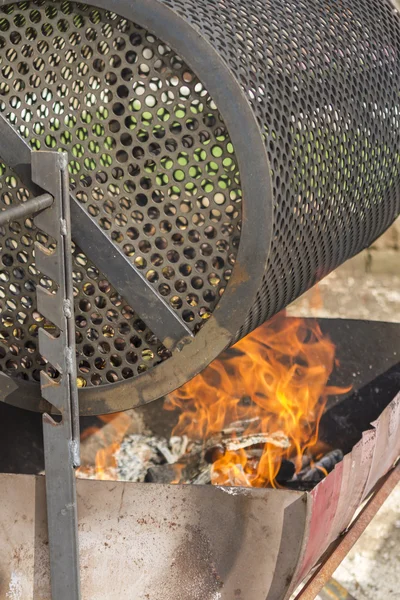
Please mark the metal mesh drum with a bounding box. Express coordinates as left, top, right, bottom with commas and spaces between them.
0, 0, 399, 414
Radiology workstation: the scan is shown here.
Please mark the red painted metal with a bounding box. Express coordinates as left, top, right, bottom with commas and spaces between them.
293, 463, 400, 600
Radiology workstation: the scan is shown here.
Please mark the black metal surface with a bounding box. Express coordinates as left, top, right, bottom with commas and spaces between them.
319, 363, 400, 454
0, 0, 399, 413
173, 0, 400, 341
0, 402, 44, 473
314, 319, 400, 408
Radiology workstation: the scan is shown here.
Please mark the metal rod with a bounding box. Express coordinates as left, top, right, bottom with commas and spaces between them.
61, 163, 80, 467
0, 193, 53, 226
294, 463, 400, 600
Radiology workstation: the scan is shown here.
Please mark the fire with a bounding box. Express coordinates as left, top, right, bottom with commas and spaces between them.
77, 412, 132, 480
164, 314, 348, 487
80, 315, 348, 488
94, 442, 121, 481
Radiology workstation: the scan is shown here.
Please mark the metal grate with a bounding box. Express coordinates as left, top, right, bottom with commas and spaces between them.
0, 0, 242, 386
0, 2, 242, 329
0, 0, 399, 411
0, 160, 169, 386
158, 0, 400, 338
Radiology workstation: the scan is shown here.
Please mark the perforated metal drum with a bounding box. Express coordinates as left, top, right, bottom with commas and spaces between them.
0, 0, 399, 414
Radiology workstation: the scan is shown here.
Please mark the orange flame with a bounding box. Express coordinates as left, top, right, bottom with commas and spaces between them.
94, 442, 120, 481
77, 412, 132, 480
170, 463, 186, 484
165, 315, 349, 487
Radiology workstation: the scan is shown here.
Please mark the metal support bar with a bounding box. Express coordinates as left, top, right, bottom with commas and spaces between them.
0, 114, 193, 350
33, 151, 81, 600
294, 463, 400, 600
0, 193, 53, 226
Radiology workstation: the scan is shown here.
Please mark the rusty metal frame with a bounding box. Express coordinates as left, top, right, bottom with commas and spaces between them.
293, 463, 400, 600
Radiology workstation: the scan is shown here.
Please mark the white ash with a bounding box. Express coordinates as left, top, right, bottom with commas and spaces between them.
190, 465, 212, 485
116, 434, 192, 482
226, 431, 290, 451
115, 430, 291, 483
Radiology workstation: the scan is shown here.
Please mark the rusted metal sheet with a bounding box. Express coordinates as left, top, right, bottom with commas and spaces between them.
295, 461, 343, 583
328, 438, 365, 544
293, 464, 400, 600
286, 392, 400, 599
363, 393, 400, 500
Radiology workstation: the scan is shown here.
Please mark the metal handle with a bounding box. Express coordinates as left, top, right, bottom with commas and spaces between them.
0, 193, 53, 226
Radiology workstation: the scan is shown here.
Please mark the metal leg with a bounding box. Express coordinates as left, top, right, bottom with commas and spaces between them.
41, 416, 81, 599
319, 579, 357, 600
33, 151, 81, 599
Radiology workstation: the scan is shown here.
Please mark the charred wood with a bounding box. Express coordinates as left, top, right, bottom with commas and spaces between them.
204, 428, 289, 463
275, 459, 296, 484
146, 464, 182, 484
191, 465, 212, 485
296, 449, 343, 483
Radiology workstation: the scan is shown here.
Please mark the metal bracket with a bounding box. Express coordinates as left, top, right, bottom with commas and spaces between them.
32, 151, 81, 600
0, 148, 81, 597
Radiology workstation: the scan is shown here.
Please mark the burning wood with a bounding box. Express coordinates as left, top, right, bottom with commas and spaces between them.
191, 465, 212, 485
116, 435, 198, 482
204, 426, 289, 459
146, 464, 185, 484
225, 431, 289, 452
80, 316, 350, 490
164, 316, 349, 488
275, 459, 296, 484
106, 426, 343, 490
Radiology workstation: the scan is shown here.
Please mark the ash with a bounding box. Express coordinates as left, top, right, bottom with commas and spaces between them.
115, 429, 343, 488
116, 434, 194, 482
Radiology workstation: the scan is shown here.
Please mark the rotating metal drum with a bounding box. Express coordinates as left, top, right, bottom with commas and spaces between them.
0, 0, 399, 415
